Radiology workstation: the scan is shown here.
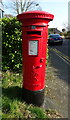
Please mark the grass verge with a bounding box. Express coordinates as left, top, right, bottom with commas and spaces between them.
2, 71, 49, 119
2, 70, 62, 119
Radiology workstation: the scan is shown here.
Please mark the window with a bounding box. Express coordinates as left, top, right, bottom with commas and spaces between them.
0, 9, 1, 18
2, 10, 4, 18
0, 9, 4, 18
0, 0, 4, 18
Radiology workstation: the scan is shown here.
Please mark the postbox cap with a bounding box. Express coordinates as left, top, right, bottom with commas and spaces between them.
17, 10, 54, 21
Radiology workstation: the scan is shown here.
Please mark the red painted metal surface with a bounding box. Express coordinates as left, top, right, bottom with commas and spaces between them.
17, 11, 54, 91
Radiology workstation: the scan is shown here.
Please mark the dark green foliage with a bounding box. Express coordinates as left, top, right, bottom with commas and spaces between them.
67, 31, 70, 36
2, 17, 22, 72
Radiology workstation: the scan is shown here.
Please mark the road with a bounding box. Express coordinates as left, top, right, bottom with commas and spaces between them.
49, 39, 69, 83
44, 39, 69, 118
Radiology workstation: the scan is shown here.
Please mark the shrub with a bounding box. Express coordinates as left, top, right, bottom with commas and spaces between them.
1, 17, 22, 72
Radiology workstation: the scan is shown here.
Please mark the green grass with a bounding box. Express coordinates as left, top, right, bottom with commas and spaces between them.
28, 107, 48, 118
2, 71, 49, 119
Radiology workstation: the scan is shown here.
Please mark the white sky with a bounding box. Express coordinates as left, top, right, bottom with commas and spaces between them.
38, 0, 69, 31
3, 0, 69, 31
38, 0, 69, 2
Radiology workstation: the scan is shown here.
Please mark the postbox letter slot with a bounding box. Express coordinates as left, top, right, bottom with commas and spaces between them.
27, 31, 41, 35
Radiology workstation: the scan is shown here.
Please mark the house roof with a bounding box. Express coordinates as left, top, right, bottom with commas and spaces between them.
49, 28, 61, 33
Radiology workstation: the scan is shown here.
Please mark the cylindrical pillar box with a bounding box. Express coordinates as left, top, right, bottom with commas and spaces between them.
17, 11, 54, 106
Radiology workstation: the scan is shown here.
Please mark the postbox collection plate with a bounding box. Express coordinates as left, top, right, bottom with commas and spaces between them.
31, 25, 36, 29
28, 40, 38, 55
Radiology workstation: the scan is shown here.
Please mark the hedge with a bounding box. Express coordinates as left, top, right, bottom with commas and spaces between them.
1, 17, 22, 72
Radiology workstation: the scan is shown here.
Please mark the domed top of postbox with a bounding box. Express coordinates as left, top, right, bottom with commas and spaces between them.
17, 10, 54, 20
17, 11, 54, 26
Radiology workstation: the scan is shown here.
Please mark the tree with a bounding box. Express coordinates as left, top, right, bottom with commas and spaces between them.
62, 28, 66, 32
63, 22, 70, 32
62, 22, 70, 38
4, 0, 42, 15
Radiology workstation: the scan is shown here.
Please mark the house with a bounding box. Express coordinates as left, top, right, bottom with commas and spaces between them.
0, 0, 4, 18
48, 28, 61, 34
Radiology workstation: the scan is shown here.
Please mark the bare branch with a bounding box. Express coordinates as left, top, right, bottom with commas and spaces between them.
22, 0, 27, 12
3, 0, 42, 15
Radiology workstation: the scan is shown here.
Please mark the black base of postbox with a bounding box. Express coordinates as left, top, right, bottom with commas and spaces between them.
22, 87, 44, 106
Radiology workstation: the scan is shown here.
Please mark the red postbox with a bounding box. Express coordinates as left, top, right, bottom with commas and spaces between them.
17, 11, 54, 106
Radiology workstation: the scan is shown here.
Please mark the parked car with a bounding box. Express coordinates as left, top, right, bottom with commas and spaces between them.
48, 34, 63, 45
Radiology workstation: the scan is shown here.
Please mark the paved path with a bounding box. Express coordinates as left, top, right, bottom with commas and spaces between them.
43, 39, 69, 118
44, 65, 68, 118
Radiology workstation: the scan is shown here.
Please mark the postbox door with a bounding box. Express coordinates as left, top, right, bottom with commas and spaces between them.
23, 37, 47, 91
30, 38, 46, 91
